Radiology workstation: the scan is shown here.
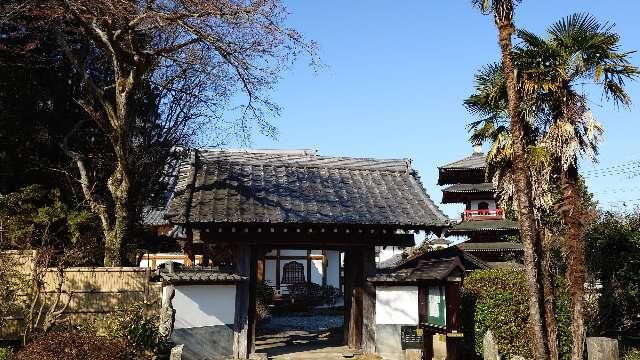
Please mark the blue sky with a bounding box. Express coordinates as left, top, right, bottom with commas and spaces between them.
239, 1, 640, 218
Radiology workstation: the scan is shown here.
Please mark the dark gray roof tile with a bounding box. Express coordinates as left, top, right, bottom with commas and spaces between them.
160, 268, 246, 284
165, 149, 448, 228
439, 152, 486, 170
442, 183, 495, 193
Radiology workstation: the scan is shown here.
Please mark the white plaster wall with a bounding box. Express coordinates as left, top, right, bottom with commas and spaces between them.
139, 254, 185, 268
375, 286, 419, 325
311, 258, 323, 284
168, 285, 236, 329
264, 259, 277, 286
469, 199, 496, 210
326, 250, 340, 288
376, 246, 405, 263
279, 249, 307, 257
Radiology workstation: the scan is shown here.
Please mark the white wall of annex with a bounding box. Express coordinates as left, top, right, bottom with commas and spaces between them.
168, 285, 236, 329
375, 286, 419, 325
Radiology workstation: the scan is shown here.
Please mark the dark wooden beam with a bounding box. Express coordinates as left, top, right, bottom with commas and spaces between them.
306, 250, 312, 286
445, 278, 463, 360
233, 245, 251, 359
362, 246, 376, 354
321, 250, 327, 287
197, 230, 414, 248
275, 249, 281, 291
345, 249, 363, 350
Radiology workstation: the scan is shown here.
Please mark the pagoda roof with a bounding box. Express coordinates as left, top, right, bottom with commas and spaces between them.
457, 241, 523, 252
445, 219, 519, 235
438, 152, 487, 185
441, 183, 496, 203
442, 183, 495, 193
440, 152, 486, 170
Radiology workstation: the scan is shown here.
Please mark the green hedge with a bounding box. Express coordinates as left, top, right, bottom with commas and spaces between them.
462, 268, 571, 359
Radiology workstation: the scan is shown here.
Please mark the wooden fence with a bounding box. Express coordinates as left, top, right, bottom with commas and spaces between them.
1, 251, 162, 341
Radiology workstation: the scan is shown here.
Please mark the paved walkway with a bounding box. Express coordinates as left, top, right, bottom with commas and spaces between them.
255, 312, 350, 360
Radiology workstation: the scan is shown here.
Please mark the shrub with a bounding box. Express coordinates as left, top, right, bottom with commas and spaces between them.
102, 304, 170, 356
255, 281, 275, 322
462, 268, 571, 359
320, 285, 342, 308
0, 347, 13, 360
15, 330, 132, 360
624, 348, 640, 360
287, 283, 324, 311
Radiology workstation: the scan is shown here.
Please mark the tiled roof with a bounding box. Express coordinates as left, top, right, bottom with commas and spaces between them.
393, 245, 490, 271
487, 261, 524, 269
143, 206, 169, 226
446, 219, 519, 234
164, 149, 448, 228
377, 253, 405, 269
160, 268, 246, 284
368, 257, 464, 282
442, 183, 495, 193
430, 238, 452, 245
457, 241, 523, 252
439, 152, 486, 170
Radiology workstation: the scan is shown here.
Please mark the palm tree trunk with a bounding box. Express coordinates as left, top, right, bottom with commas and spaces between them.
560, 163, 586, 360
542, 228, 560, 360
493, 4, 550, 358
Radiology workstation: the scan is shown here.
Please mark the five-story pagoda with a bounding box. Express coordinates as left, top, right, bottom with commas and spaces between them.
438, 144, 522, 266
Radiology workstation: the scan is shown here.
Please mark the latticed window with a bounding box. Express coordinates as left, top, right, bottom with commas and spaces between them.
282, 261, 305, 284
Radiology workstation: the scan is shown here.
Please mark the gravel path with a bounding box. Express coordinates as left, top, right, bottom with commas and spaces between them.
259, 313, 344, 334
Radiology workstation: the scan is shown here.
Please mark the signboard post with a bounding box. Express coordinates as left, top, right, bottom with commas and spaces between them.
400, 326, 424, 350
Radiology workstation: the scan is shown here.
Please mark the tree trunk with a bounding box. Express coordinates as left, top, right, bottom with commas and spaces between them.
104, 161, 130, 266
103, 70, 136, 266
560, 163, 586, 360
493, 7, 550, 359
542, 228, 560, 360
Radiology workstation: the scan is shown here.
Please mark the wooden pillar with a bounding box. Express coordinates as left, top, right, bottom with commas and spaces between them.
344, 246, 376, 352
248, 248, 258, 355
256, 257, 265, 283
445, 277, 463, 360
275, 249, 281, 291
321, 250, 328, 286
419, 284, 434, 360
233, 245, 252, 359
344, 249, 362, 349
307, 250, 312, 286
343, 250, 352, 345
362, 245, 376, 354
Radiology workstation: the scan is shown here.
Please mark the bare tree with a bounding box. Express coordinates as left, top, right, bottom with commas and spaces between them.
7, 0, 317, 265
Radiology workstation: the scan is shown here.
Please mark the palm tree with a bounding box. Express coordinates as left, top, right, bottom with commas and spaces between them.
471, 1, 550, 359
516, 14, 639, 359
466, 63, 562, 360
467, 13, 639, 360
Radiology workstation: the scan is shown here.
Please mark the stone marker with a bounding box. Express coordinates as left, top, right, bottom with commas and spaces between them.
586, 337, 618, 360
404, 349, 422, 360
169, 344, 184, 360
483, 330, 499, 360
